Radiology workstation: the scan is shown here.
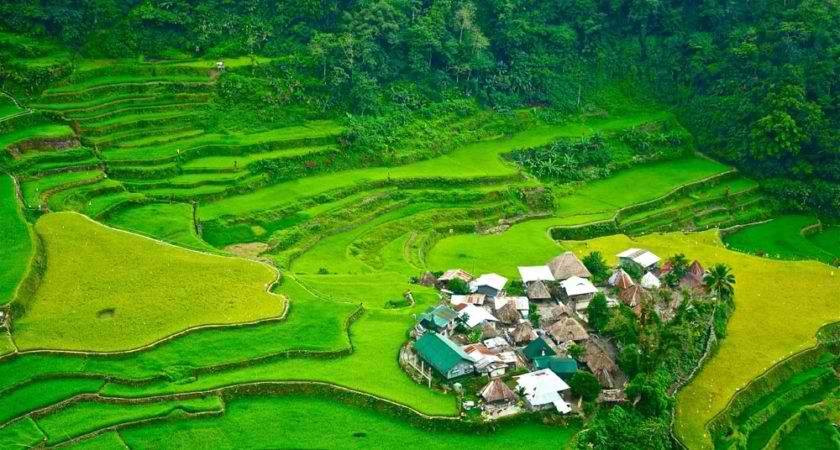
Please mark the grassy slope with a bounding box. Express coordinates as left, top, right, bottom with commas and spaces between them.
723, 215, 840, 264
119, 394, 579, 450
13, 212, 285, 352
0, 175, 32, 305
551, 231, 839, 450
428, 156, 728, 278
105, 202, 217, 253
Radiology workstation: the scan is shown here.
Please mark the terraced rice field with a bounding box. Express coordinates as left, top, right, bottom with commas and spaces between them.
3, 51, 838, 448
0, 175, 31, 305
723, 215, 840, 265
13, 212, 284, 352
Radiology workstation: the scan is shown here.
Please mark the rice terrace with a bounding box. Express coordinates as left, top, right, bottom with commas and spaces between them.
0, 2, 838, 449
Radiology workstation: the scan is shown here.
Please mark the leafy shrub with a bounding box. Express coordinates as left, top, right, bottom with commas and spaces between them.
569, 371, 602, 402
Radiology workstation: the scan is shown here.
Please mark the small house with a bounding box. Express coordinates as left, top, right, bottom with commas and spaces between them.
416, 305, 459, 335
457, 304, 498, 329
480, 378, 518, 405
495, 296, 529, 317
483, 336, 510, 350
608, 268, 635, 289
463, 343, 506, 377
640, 272, 661, 289
470, 273, 508, 298
540, 304, 571, 328
523, 337, 557, 361
515, 369, 572, 413
547, 317, 590, 344
419, 271, 438, 287
494, 300, 522, 325
617, 248, 661, 272
584, 340, 625, 388
532, 356, 578, 379
619, 285, 650, 318
480, 321, 499, 339
547, 252, 592, 281
559, 276, 598, 311
414, 333, 475, 379
525, 280, 552, 301
511, 321, 538, 345
680, 260, 706, 291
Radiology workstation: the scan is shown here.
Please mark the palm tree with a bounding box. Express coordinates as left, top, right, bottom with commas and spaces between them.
704, 263, 735, 302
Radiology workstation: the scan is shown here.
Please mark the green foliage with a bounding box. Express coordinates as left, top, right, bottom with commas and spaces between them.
447, 278, 470, 295
569, 371, 601, 402
582, 251, 610, 284
506, 280, 525, 296
619, 261, 642, 281
704, 263, 736, 303
585, 293, 610, 333
567, 343, 584, 361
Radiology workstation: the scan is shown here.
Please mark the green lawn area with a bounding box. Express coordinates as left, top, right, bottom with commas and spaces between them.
0, 175, 32, 305
12, 212, 285, 352
723, 215, 840, 264
119, 394, 579, 449
181, 144, 336, 170
106, 202, 217, 252
0, 377, 105, 425
550, 231, 840, 450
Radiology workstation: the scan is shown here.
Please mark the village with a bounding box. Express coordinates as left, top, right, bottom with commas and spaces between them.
401, 247, 711, 420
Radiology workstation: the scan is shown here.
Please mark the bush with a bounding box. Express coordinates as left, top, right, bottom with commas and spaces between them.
569, 371, 602, 402
582, 251, 610, 283
586, 293, 610, 333
448, 278, 470, 295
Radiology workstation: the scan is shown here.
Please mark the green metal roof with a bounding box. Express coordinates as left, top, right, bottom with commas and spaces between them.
533, 356, 578, 376
414, 333, 472, 374
417, 305, 458, 330
523, 337, 556, 360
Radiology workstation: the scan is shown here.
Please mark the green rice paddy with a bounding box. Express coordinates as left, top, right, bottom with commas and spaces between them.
0, 175, 32, 305
723, 215, 840, 264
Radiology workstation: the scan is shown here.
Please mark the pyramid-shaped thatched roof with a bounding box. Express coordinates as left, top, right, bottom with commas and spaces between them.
547, 317, 589, 343
608, 269, 635, 289
480, 378, 517, 403
526, 280, 552, 300
547, 252, 592, 280
511, 321, 537, 345
495, 300, 521, 324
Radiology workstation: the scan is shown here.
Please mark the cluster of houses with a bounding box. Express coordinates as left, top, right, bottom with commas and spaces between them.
405, 247, 708, 418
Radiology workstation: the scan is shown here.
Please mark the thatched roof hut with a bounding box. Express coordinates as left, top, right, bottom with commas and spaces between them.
608, 268, 635, 289
540, 304, 571, 328
547, 252, 592, 280
495, 300, 521, 324
481, 321, 499, 339
526, 280, 552, 301
547, 317, 589, 344
619, 285, 649, 317
584, 340, 622, 388
511, 321, 537, 345
480, 378, 518, 404
419, 271, 437, 286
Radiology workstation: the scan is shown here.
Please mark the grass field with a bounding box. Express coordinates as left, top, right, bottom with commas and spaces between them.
723, 215, 840, 264
12, 212, 285, 352
119, 394, 579, 449
0, 175, 32, 305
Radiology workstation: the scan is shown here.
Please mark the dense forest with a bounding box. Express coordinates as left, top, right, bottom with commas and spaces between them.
1, 0, 837, 217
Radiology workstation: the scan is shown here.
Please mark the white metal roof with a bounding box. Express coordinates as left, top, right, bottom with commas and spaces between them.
483, 337, 509, 349
517, 266, 555, 283
560, 276, 598, 296
470, 273, 508, 292
641, 272, 662, 289
515, 369, 570, 407
617, 248, 660, 268
457, 304, 498, 328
